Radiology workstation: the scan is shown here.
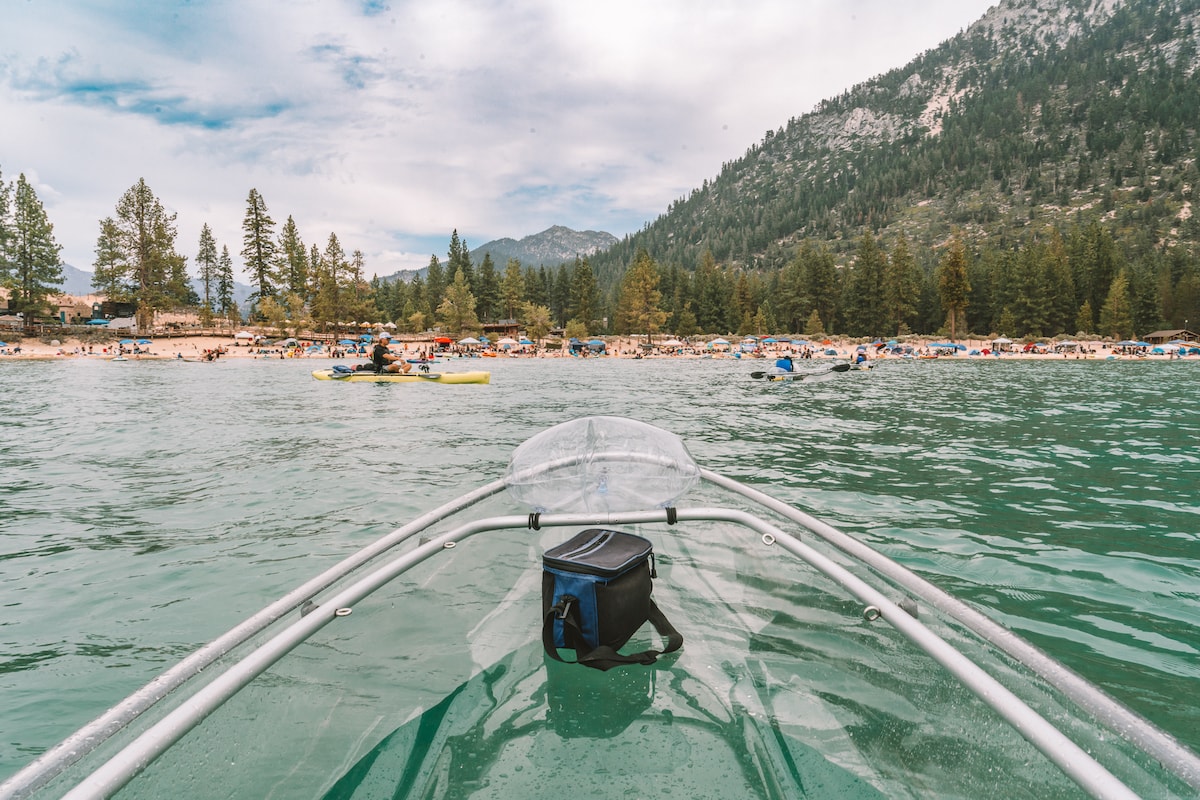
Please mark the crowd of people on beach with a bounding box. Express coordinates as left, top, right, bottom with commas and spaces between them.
2, 331, 1197, 362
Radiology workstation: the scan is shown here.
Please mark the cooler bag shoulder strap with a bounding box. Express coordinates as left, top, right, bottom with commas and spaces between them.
544, 596, 683, 672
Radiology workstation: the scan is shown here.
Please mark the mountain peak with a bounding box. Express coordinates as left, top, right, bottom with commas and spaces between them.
469, 225, 618, 267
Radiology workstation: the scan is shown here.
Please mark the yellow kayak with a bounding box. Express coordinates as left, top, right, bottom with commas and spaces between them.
312, 369, 491, 384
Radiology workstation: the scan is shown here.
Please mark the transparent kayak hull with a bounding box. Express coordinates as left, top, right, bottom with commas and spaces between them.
5, 417, 1197, 800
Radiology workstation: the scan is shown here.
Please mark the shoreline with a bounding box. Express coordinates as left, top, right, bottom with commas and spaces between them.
0, 333, 1193, 362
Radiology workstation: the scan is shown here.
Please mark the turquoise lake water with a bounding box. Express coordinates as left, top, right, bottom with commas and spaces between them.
1, 354, 1198, 790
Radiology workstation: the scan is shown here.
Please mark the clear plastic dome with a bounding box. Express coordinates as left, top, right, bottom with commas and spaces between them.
504, 416, 701, 513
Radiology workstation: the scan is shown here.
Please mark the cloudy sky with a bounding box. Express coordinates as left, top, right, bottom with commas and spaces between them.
1, 0, 996, 280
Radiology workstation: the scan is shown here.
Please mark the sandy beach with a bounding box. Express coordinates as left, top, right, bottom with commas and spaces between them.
0, 331, 1192, 363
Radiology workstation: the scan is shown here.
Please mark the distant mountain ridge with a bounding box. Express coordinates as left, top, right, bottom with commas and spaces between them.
377, 225, 617, 283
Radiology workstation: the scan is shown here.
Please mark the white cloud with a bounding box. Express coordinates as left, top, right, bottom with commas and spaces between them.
1, 0, 996, 279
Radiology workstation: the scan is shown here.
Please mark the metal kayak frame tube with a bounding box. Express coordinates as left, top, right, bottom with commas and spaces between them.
4, 459, 1198, 799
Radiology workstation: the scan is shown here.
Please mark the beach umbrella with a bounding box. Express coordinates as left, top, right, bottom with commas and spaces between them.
710, 338, 729, 345
359, 334, 373, 341
761, 337, 777, 344
479, 335, 490, 342
661, 339, 683, 346
137, 338, 152, 344
458, 337, 481, 345
519, 337, 533, 345
119, 339, 134, 345
434, 336, 453, 344
338, 339, 356, 345
0, 341, 7, 347
496, 337, 518, 345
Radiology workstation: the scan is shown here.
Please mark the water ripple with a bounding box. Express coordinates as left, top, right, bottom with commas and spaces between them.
0, 355, 1197, 775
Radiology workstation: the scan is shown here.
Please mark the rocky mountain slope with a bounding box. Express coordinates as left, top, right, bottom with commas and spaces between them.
591, 0, 1200, 281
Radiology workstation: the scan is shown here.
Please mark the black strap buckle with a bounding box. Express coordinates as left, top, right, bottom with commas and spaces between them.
555, 595, 575, 620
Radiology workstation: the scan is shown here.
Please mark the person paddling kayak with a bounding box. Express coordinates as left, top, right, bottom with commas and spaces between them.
363, 333, 411, 374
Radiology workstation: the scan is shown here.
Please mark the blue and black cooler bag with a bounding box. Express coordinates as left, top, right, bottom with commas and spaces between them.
542, 529, 682, 671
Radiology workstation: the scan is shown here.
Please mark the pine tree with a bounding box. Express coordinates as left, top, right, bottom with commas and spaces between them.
803, 309, 825, 337
1099, 270, 1134, 339
277, 216, 308, 300
694, 250, 727, 333
802, 244, 839, 335
309, 238, 342, 331
425, 255, 446, 314
241, 188, 277, 310
937, 233, 971, 340
474, 252, 500, 321
0, 167, 10, 275
616, 249, 667, 340
343, 248, 375, 324
1074, 300, 1094, 336
1127, 257, 1162, 336
447, 230, 473, 290
842, 231, 888, 337
775, 249, 808, 332
92, 178, 186, 332
1011, 243, 1051, 337
528, 266, 549, 309
196, 224, 218, 315
437, 268, 479, 336
3, 174, 64, 329
882, 233, 920, 336
216, 245, 235, 320
1044, 231, 1076, 336
569, 257, 601, 331
501, 258, 526, 320
550, 264, 570, 326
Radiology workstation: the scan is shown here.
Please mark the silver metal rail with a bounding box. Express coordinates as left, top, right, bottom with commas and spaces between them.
0, 480, 509, 800
701, 468, 1200, 793
61, 507, 1139, 800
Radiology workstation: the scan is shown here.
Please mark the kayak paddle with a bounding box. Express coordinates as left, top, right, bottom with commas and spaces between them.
750, 363, 852, 379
